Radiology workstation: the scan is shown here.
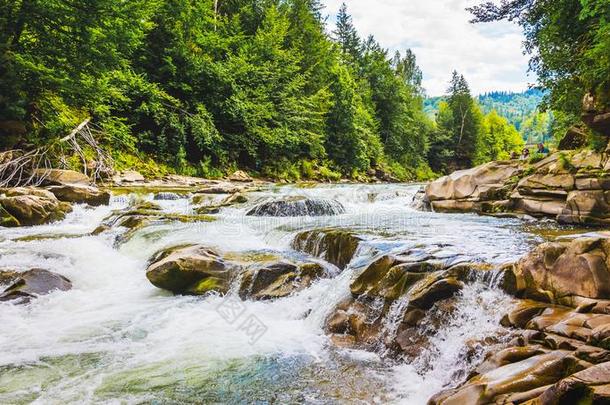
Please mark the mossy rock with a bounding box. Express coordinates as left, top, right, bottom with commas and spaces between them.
292, 229, 361, 269
0, 205, 19, 227
146, 245, 236, 295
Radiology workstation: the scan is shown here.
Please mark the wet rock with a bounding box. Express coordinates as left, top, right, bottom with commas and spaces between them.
153, 192, 182, 201
33, 169, 90, 185
0, 270, 19, 286
538, 361, 610, 404
46, 184, 110, 206
0, 205, 19, 227
238, 261, 326, 300
0, 188, 72, 226
407, 272, 463, 310
327, 310, 350, 334
500, 300, 549, 328
558, 190, 610, 225
422, 147, 610, 225
0, 269, 72, 303
247, 197, 345, 217
292, 229, 361, 269
430, 350, 582, 405
146, 245, 237, 295
329, 333, 357, 348
507, 237, 610, 302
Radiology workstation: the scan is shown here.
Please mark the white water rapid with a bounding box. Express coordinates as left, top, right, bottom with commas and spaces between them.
0, 184, 550, 404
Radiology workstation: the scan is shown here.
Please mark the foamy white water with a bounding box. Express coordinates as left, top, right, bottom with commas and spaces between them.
0, 184, 545, 404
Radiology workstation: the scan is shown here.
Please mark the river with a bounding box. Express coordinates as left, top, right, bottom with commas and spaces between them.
0, 184, 555, 404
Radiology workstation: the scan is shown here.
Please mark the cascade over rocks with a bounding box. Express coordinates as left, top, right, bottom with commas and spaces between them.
430, 236, 610, 404
323, 244, 476, 353
0, 187, 72, 226
0, 269, 72, 304
246, 197, 345, 217
292, 229, 361, 269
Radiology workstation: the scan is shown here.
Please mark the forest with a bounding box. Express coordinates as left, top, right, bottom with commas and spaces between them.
1, 0, 608, 181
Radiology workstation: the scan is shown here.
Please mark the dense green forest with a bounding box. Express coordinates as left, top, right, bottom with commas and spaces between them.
425, 89, 555, 146
0, 0, 608, 181
0, 0, 528, 181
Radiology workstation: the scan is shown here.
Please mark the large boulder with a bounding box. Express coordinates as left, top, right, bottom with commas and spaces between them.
33, 169, 90, 185
247, 197, 345, 217
505, 237, 610, 303
146, 245, 237, 295
0, 188, 72, 226
426, 160, 522, 203
46, 184, 110, 206
292, 229, 361, 269
0, 269, 72, 304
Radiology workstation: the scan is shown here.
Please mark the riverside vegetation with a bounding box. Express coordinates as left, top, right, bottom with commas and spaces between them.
2, 0, 610, 404
2, 1, 528, 182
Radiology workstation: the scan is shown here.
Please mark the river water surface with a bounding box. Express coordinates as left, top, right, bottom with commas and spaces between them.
0, 184, 556, 404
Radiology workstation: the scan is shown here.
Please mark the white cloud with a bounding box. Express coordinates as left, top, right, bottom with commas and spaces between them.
320, 0, 535, 96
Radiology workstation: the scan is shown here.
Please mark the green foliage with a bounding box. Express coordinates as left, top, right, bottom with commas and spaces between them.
475, 110, 524, 164
0, 0, 434, 181
428, 72, 485, 173
469, 0, 610, 114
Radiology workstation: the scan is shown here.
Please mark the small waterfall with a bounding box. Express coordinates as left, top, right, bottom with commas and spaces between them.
246, 198, 345, 217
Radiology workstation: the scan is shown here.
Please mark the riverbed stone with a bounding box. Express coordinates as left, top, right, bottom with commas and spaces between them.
46, 184, 110, 206
146, 245, 236, 295
238, 261, 326, 300
0, 269, 72, 303
247, 197, 345, 217
429, 350, 582, 405
292, 229, 361, 269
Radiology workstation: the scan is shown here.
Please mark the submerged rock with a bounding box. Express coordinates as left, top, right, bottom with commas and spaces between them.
246, 197, 345, 217
292, 229, 361, 269
146, 245, 237, 295
153, 192, 182, 201
0, 269, 72, 304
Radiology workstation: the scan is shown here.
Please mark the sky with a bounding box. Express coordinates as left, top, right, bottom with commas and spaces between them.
320, 0, 535, 97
